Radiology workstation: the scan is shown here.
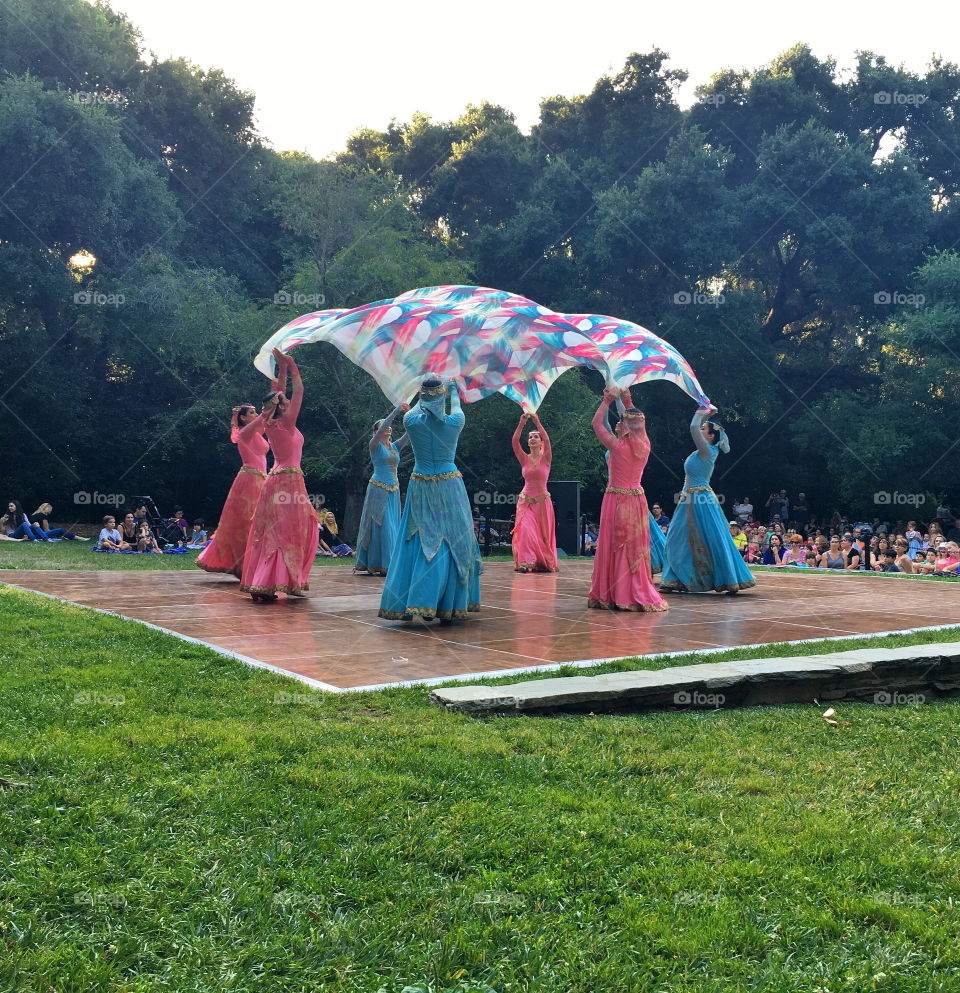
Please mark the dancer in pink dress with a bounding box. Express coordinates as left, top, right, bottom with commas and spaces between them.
240, 349, 317, 602
587, 389, 667, 612
197, 404, 268, 578
511, 412, 558, 573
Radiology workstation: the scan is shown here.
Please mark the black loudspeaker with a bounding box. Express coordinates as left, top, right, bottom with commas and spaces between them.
551, 481, 581, 555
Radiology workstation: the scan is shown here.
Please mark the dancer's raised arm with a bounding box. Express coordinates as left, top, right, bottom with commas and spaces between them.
531, 413, 551, 463
690, 406, 717, 459
230, 407, 242, 444
370, 404, 408, 455
447, 380, 464, 426
512, 413, 529, 463
592, 391, 618, 451
282, 352, 304, 423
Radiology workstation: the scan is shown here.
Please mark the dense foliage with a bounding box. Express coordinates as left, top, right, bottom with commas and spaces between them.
2, 0, 958, 533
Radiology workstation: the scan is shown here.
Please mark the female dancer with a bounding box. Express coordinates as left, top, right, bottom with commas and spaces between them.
511, 412, 558, 573
197, 403, 269, 578
660, 408, 756, 594
587, 389, 667, 612
614, 393, 666, 573
378, 378, 481, 623
355, 405, 409, 575
240, 349, 317, 601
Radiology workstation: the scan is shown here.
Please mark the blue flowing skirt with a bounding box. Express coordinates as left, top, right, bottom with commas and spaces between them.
355, 481, 400, 573
660, 488, 755, 593
378, 474, 482, 621
649, 512, 665, 574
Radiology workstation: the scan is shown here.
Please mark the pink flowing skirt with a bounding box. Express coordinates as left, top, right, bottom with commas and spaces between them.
197, 467, 266, 579
512, 494, 558, 572
239, 469, 317, 595
588, 489, 667, 612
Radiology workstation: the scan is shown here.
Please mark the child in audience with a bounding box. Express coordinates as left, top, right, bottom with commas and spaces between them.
185, 519, 209, 549
137, 521, 162, 555
98, 515, 124, 550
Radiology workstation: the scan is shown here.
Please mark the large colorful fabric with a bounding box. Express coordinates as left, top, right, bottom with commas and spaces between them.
254, 286, 710, 411
559, 314, 711, 407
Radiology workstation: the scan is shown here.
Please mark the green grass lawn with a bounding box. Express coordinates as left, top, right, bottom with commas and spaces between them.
3, 583, 960, 993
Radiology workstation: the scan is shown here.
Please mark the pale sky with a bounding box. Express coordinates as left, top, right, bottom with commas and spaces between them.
101, 0, 954, 159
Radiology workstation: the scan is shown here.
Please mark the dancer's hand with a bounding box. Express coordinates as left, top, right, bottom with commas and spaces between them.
400, 403, 410, 413
602, 387, 617, 400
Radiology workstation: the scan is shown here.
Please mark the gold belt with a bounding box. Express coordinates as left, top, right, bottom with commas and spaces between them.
369, 478, 399, 492
606, 485, 644, 495
411, 470, 462, 481
684, 484, 713, 493
240, 466, 267, 478
269, 466, 304, 476
519, 492, 551, 504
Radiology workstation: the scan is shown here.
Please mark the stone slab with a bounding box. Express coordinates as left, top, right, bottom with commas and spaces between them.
429, 642, 960, 714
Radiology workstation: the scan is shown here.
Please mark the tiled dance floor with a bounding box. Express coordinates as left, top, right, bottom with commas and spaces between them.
4, 564, 959, 690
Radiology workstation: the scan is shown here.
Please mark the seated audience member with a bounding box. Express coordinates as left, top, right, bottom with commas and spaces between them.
762, 534, 787, 565
917, 549, 939, 574
3, 500, 81, 541
583, 524, 599, 556
136, 521, 162, 555
729, 522, 747, 555
316, 527, 335, 557
947, 518, 960, 544
30, 502, 53, 530
744, 541, 762, 564
781, 534, 806, 566
98, 515, 124, 550
803, 552, 818, 569
893, 539, 915, 574
321, 511, 354, 556
651, 503, 671, 529
821, 536, 845, 569
841, 535, 861, 571
118, 512, 139, 547
935, 542, 960, 576
185, 519, 209, 548
880, 549, 901, 573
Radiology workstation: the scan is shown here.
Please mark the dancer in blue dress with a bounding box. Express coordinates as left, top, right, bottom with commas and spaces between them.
659, 407, 756, 594
613, 392, 666, 573
354, 404, 410, 576
378, 378, 482, 622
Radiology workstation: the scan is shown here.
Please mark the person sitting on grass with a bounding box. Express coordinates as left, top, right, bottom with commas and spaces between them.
98, 515, 125, 550
136, 521, 162, 555
894, 539, 915, 574
935, 542, 960, 576
3, 500, 82, 541
762, 533, 787, 565
118, 512, 139, 547
841, 535, 861, 571
880, 549, 901, 573
320, 511, 353, 557
30, 502, 53, 530
185, 519, 209, 549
